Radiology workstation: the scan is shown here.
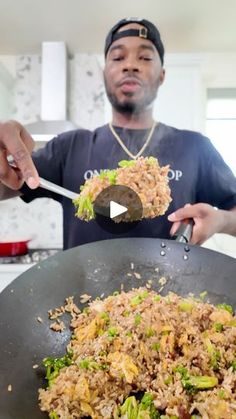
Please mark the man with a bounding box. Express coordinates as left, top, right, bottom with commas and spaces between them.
0, 18, 236, 249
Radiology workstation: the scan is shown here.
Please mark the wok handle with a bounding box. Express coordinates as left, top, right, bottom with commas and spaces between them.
173, 219, 194, 243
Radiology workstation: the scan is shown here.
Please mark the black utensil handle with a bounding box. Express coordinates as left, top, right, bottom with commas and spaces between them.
173, 219, 194, 243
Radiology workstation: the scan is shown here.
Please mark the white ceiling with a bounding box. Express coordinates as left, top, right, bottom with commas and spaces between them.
1, 0, 236, 55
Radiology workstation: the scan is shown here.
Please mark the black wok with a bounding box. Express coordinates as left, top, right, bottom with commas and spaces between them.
0, 238, 235, 419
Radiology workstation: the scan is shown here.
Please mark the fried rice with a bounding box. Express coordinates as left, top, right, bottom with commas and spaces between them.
73, 157, 172, 222
39, 288, 236, 419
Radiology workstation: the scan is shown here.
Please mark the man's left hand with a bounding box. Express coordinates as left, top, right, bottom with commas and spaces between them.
168, 203, 234, 245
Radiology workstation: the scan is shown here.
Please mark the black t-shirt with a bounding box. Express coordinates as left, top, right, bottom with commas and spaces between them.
20, 123, 236, 249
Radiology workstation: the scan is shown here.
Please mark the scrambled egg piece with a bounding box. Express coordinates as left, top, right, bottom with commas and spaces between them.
76, 316, 105, 342
107, 352, 139, 383
210, 309, 232, 325
74, 376, 90, 402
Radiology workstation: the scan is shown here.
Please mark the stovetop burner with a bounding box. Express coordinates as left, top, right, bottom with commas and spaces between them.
0, 249, 60, 264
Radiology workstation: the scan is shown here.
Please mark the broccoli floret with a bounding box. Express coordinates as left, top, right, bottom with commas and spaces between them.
174, 365, 218, 393
49, 412, 59, 419
119, 396, 138, 418
78, 357, 108, 371
134, 313, 142, 326
99, 169, 117, 184
107, 327, 118, 339
174, 365, 188, 379
131, 291, 149, 306
147, 157, 157, 165
199, 291, 208, 300
99, 311, 110, 323
216, 303, 234, 314
187, 375, 218, 389
231, 360, 236, 371
210, 350, 221, 371
118, 393, 160, 419
151, 342, 161, 351
178, 300, 193, 312
74, 193, 95, 220
213, 322, 223, 332
43, 351, 73, 386
205, 338, 221, 370
138, 393, 160, 418
118, 160, 136, 168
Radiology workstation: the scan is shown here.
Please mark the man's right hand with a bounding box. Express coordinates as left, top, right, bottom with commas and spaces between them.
0, 120, 39, 190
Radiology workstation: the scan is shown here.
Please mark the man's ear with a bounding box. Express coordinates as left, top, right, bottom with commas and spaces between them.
159, 68, 165, 85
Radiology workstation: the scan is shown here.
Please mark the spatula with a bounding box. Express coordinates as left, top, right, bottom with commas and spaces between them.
38, 177, 78, 200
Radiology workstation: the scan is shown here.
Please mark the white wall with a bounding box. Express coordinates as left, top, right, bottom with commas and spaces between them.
200, 53, 236, 258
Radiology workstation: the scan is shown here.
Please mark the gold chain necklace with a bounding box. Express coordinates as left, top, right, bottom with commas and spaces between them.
109, 121, 157, 160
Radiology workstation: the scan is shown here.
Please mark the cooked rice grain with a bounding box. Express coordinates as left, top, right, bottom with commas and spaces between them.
39, 288, 236, 418
74, 157, 172, 222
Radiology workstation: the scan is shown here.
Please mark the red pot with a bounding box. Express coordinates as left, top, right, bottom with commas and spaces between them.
0, 239, 31, 257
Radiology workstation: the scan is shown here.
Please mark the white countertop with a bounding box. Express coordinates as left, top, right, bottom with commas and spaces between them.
0, 249, 60, 293
0, 263, 34, 272
0, 263, 35, 293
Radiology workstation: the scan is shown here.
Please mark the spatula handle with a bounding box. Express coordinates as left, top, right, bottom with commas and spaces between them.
174, 219, 194, 243
39, 177, 78, 200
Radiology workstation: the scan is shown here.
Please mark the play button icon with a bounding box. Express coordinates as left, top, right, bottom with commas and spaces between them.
94, 184, 143, 234
110, 201, 127, 218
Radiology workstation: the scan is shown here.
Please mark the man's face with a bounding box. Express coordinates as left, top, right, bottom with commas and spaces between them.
104, 23, 165, 115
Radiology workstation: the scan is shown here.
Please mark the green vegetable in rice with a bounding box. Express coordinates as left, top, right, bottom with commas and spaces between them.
131, 290, 149, 306
49, 411, 59, 419
213, 322, 224, 332
74, 156, 172, 222
216, 303, 234, 314
118, 157, 158, 169
78, 358, 99, 370
99, 169, 117, 184
178, 300, 193, 312
107, 326, 118, 339
118, 395, 138, 418
146, 328, 155, 337
231, 360, 236, 371
174, 365, 218, 393
205, 337, 221, 370
134, 313, 142, 326
118, 393, 160, 419
118, 160, 136, 168
99, 311, 110, 323
43, 351, 73, 386
73, 193, 94, 220
199, 291, 208, 300
39, 289, 236, 418
153, 295, 161, 302
151, 342, 160, 351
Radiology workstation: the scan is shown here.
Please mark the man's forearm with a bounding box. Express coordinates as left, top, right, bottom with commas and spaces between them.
219, 207, 236, 236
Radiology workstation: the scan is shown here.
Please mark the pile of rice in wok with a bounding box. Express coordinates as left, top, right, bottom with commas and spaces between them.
39, 288, 236, 419
73, 157, 172, 222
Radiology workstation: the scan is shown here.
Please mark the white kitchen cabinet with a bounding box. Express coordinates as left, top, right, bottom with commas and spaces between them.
0, 264, 34, 293
154, 54, 205, 132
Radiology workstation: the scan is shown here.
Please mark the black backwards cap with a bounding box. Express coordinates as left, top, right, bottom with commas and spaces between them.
104, 17, 165, 64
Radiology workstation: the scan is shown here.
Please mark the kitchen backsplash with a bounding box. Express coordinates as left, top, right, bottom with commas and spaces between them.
12, 53, 106, 130
0, 53, 106, 248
